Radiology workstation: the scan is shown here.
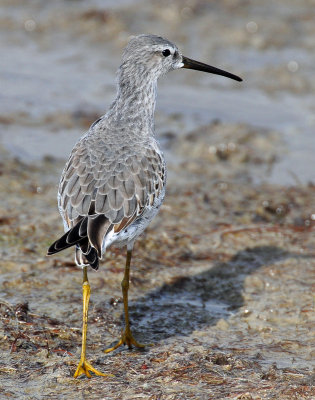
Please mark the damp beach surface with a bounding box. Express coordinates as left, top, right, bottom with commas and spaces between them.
0, 0, 314, 399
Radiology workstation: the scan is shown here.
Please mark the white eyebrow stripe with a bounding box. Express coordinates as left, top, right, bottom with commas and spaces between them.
154, 45, 175, 54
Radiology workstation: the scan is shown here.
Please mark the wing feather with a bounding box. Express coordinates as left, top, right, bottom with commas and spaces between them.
58, 138, 165, 250
87, 215, 112, 257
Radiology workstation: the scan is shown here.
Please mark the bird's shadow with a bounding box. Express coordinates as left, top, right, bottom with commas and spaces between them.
121, 245, 309, 343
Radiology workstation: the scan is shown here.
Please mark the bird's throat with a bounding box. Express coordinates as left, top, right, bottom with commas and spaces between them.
109, 70, 158, 134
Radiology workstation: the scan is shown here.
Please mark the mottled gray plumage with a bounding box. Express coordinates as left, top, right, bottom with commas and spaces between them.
48, 35, 183, 269
47, 34, 242, 378
48, 34, 242, 270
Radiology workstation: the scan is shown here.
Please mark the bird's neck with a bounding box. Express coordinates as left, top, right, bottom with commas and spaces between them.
108, 68, 158, 135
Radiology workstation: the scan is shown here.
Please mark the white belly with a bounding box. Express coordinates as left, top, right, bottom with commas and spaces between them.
102, 186, 165, 252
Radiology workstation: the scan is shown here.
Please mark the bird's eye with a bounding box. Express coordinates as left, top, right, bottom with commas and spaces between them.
162, 49, 171, 57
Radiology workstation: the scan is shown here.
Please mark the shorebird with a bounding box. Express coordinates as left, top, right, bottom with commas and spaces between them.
47, 34, 242, 378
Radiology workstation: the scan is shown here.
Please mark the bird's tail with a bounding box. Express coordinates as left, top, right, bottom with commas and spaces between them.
47, 217, 99, 270
75, 245, 99, 270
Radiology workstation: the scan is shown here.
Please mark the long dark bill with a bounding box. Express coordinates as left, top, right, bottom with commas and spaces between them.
182, 56, 242, 82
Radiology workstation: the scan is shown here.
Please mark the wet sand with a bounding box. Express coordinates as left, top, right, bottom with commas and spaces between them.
1, 0, 315, 399
0, 124, 314, 399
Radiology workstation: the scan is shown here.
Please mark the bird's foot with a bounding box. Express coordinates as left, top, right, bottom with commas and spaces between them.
104, 327, 146, 353
73, 358, 111, 379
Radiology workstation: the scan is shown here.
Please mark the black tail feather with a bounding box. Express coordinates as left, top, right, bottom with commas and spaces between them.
47, 232, 85, 255
47, 217, 99, 269
85, 246, 99, 270
67, 218, 87, 244
47, 218, 87, 255
74, 244, 99, 270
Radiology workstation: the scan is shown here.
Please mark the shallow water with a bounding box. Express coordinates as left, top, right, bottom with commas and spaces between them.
1, 0, 314, 185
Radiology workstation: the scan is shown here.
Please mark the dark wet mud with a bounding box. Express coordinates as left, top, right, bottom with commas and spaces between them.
1, 124, 314, 399
1, 0, 315, 399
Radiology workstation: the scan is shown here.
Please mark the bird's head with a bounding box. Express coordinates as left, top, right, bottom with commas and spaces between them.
120, 34, 242, 82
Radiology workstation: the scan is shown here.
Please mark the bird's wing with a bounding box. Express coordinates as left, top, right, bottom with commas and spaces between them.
57, 136, 165, 256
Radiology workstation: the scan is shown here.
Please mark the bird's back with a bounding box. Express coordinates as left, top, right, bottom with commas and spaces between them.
48, 118, 166, 269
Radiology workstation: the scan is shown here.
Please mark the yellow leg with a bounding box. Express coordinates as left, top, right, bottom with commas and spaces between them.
74, 266, 109, 378
105, 249, 145, 353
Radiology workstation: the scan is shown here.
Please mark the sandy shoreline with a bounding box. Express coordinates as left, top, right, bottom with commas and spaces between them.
0, 122, 314, 398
